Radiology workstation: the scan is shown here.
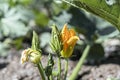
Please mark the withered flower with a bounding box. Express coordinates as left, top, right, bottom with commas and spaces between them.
21, 48, 41, 64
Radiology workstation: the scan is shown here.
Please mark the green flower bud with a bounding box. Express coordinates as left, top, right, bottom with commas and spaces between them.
50, 25, 62, 54
29, 50, 41, 64
32, 31, 42, 53
21, 31, 42, 64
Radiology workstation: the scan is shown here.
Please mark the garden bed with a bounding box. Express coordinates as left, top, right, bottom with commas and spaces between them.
0, 49, 120, 80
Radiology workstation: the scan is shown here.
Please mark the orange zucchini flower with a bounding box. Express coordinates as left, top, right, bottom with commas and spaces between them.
61, 24, 79, 58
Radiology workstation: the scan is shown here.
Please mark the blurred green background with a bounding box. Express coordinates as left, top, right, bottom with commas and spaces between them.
0, 0, 119, 60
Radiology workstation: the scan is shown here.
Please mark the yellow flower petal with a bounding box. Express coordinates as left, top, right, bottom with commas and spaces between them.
61, 24, 79, 58
61, 24, 69, 42
69, 29, 76, 37
67, 36, 79, 46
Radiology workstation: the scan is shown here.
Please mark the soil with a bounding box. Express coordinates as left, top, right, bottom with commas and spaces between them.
0, 48, 120, 80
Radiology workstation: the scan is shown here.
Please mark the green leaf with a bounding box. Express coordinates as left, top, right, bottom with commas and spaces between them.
35, 12, 49, 27
62, 0, 120, 31
87, 44, 104, 62
49, 11, 72, 27
0, 41, 10, 56
40, 32, 51, 47
0, 3, 34, 38
1, 19, 28, 38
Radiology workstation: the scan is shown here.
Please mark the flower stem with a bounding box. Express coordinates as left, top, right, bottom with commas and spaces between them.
37, 61, 46, 80
58, 57, 61, 80
69, 45, 91, 80
50, 75, 53, 80
64, 58, 68, 80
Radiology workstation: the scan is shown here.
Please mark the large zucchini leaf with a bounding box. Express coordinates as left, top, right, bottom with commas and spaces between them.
62, 0, 120, 31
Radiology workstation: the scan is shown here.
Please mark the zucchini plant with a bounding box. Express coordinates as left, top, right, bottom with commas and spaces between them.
62, 0, 120, 31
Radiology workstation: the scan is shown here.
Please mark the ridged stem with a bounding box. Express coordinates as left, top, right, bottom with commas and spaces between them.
64, 58, 68, 80
58, 57, 61, 80
37, 61, 46, 80
69, 45, 91, 80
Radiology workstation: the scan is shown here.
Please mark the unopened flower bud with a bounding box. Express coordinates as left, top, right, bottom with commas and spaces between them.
50, 24, 62, 54
30, 52, 41, 64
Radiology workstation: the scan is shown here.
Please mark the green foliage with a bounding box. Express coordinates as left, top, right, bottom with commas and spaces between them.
0, 0, 32, 6
0, 0, 119, 60
49, 11, 72, 28
53, 1, 120, 61
0, 1, 34, 56
62, 0, 120, 30
0, 3, 34, 38
35, 12, 49, 27
87, 44, 104, 61
30, 0, 70, 27
0, 43, 10, 56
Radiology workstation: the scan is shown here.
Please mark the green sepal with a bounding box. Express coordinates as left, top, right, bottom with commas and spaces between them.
31, 31, 42, 54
